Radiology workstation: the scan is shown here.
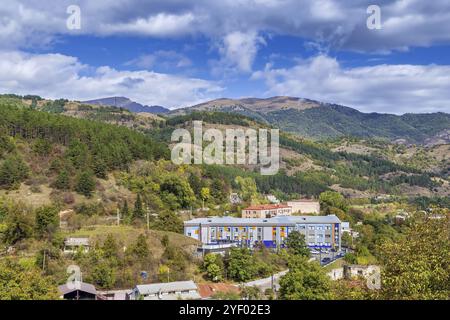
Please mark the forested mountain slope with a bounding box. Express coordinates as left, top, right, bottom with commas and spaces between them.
173, 96, 450, 144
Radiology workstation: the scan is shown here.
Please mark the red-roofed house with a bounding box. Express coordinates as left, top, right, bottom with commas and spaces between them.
242, 204, 292, 218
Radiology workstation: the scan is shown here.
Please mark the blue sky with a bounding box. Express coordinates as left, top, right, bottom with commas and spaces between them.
1, 0, 450, 114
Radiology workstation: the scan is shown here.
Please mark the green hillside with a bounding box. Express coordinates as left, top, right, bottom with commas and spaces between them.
175, 97, 450, 144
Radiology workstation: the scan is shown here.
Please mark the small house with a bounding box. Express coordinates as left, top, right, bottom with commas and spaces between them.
63, 237, 90, 254
131, 281, 201, 300
58, 282, 97, 300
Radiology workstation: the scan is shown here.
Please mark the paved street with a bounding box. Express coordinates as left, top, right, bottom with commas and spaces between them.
243, 269, 289, 291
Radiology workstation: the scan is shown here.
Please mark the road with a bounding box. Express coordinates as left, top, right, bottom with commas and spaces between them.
242, 253, 343, 291
243, 269, 289, 291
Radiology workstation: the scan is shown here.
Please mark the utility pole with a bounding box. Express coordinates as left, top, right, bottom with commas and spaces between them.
42, 249, 46, 272
271, 272, 274, 291
146, 206, 150, 232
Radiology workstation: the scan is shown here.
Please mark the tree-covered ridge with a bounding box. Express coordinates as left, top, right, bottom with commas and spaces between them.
266, 105, 450, 143
0, 99, 169, 165
0, 98, 169, 191
176, 97, 450, 144
165, 111, 261, 127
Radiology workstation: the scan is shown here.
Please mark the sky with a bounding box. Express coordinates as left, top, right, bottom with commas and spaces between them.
0, 0, 450, 114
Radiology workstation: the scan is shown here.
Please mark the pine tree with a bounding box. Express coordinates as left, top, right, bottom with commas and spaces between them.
0, 155, 29, 189
54, 169, 70, 190
120, 200, 130, 222
75, 170, 96, 197
92, 157, 107, 179
102, 234, 118, 260
35, 206, 59, 239
130, 234, 149, 259
132, 194, 144, 220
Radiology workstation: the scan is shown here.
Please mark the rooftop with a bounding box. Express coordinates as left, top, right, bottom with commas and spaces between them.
64, 237, 90, 246
244, 204, 291, 210
58, 282, 97, 295
184, 215, 341, 226
135, 280, 198, 295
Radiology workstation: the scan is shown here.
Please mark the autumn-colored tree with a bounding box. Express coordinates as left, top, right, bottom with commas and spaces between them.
0, 259, 59, 300
376, 213, 449, 300
200, 187, 210, 209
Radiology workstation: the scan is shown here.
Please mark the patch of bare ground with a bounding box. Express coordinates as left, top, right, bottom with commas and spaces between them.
330, 184, 376, 199
331, 143, 377, 155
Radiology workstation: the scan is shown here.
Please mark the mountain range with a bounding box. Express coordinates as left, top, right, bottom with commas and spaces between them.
83, 97, 170, 114
83, 96, 449, 145
172, 96, 450, 145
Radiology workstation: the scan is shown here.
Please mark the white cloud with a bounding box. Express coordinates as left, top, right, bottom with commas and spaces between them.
217, 31, 266, 73
1, 1, 450, 113
125, 50, 192, 69
0, 51, 222, 108
252, 55, 450, 114
99, 12, 196, 37
3, 1, 450, 53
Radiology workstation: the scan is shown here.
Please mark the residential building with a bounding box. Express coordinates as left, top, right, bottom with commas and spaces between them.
266, 194, 280, 204
242, 204, 292, 218
58, 282, 97, 300
341, 222, 350, 233
130, 281, 201, 300
328, 265, 380, 281
97, 289, 132, 300
184, 215, 341, 250
63, 237, 90, 254
340, 221, 358, 241
285, 199, 320, 214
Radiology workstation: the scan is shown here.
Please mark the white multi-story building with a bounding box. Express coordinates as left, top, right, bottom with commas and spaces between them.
184, 215, 342, 250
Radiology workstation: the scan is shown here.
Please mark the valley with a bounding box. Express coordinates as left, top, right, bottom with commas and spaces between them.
0, 93, 448, 300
